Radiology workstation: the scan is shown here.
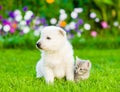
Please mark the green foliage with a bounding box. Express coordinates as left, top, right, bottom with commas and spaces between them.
0, 0, 119, 21
71, 36, 120, 49
0, 32, 39, 49
1, 33, 120, 49
0, 49, 120, 92
93, 0, 120, 21
0, 0, 120, 49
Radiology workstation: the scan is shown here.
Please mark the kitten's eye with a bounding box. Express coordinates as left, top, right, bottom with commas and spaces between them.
46, 37, 51, 40
80, 68, 82, 70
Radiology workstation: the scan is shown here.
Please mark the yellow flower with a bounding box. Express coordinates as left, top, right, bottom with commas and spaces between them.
59, 21, 67, 27
46, 0, 55, 4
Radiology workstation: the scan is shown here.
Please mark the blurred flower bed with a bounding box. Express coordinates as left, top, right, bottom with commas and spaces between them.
0, 0, 120, 49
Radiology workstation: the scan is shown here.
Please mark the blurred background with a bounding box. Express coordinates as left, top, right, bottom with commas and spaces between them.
0, 0, 120, 49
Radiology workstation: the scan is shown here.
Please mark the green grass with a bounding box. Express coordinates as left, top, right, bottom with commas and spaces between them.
0, 49, 120, 92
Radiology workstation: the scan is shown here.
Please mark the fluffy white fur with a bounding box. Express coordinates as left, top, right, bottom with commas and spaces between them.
36, 26, 74, 83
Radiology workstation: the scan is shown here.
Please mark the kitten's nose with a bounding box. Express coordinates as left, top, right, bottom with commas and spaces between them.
36, 42, 41, 48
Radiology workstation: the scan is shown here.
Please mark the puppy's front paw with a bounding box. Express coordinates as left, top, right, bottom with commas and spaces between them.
44, 68, 54, 84
66, 66, 74, 81
66, 76, 74, 81
45, 76, 54, 84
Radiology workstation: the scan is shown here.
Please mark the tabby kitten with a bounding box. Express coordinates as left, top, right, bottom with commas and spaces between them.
74, 57, 91, 82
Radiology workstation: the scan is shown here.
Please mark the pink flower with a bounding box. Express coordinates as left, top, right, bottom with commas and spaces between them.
101, 21, 108, 28
91, 31, 97, 37
10, 27, 15, 33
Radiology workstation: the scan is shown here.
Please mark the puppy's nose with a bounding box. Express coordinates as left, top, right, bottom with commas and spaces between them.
36, 42, 41, 48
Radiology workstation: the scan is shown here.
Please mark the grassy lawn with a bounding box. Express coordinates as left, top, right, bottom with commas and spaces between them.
0, 49, 120, 92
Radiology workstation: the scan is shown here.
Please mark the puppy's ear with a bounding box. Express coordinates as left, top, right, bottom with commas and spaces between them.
59, 30, 66, 37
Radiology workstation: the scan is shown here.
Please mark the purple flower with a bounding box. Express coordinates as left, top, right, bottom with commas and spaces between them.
23, 6, 28, 12
40, 18, 46, 25
33, 26, 39, 30
2, 19, 10, 25
35, 19, 41, 25
26, 20, 31, 25
68, 33, 74, 39
31, 14, 34, 19
9, 12, 15, 18
0, 5, 2, 10
75, 23, 79, 30
43, 24, 48, 26
0, 15, 2, 21
65, 29, 71, 33
78, 19, 83, 25
77, 30, 82, 34
20, 31, 24, 35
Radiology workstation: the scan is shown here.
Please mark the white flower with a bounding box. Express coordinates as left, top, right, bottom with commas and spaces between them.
84, 23, 91, 30
14, 9, 21, 16
19, 20, 26, 26
35, 19, 41, 25
14, 9, 22, 22
77, 32, 81, 37
3, 25, 10, 32
33, 17, 40, 25
95, 18, 100, 22
59, 9, 67, 21
60, 9, 65, 14
15, 15, 22, 22
24, 15, 31, 20
35, 20, 41, 25
34, 30, 40, 36
65, 25, 70, 30
26, 10, 33, 16
74, 8, 83, 13
90, 12, 96, 19
59, 13, 67, 20
34, 26, 44, 36
71, 11, 78, 19
24, 10, 33, 20
0, 24, 2, 30
69, 22, 76, 30
22, 26, 30, 34
8, 18, 13, 22
50, 18, 57, 24
24, 14, 33, 20
113, 21, 119, 27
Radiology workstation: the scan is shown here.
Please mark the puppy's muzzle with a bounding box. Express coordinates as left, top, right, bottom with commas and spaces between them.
36, 42, 42, 49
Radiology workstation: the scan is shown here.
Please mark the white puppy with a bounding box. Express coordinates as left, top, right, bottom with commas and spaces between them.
36, 26, 74, 83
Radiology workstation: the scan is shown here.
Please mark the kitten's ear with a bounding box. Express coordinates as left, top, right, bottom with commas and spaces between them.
76, 56, 82, 61
85, 60, 91, 69
76, 56, 79, 61
75, 56, 80, 64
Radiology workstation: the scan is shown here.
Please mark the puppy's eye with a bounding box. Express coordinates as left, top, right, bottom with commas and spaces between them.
46, 37, 51, 40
